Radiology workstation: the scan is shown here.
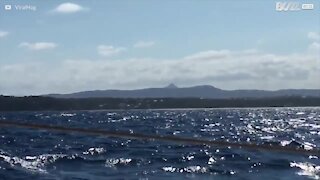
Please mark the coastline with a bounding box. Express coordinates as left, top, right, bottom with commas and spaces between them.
1, 95, 320, 112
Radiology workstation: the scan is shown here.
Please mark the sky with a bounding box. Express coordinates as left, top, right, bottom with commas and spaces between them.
0, 0, 319, 95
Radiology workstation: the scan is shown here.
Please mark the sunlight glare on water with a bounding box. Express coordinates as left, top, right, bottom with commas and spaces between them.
0, 107, 319, 179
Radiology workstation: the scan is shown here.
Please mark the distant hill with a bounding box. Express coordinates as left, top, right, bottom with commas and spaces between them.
46, 84, 320, 99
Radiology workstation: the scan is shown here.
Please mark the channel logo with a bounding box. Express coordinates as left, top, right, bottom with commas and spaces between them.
276, 2, 300, 11
4, 4, 12, 10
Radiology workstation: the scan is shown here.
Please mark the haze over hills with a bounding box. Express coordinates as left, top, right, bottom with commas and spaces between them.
45, 84, 320, 99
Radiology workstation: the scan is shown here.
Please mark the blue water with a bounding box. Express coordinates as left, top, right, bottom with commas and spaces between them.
0, 107, 319, 179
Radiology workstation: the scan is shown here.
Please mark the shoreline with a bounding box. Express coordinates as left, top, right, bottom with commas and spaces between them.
1, 106, 319, 113
1, 96, 320, 112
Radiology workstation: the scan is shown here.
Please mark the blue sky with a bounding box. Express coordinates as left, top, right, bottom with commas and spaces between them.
0, 0, 319, 95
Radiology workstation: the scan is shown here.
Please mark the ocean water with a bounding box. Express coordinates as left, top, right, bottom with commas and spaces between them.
0, 107, 319, 180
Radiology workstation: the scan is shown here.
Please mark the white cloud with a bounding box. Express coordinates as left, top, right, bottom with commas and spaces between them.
309, 42, 320, 51
133, 41, 155, 48
307, 32, 320, 52
19, 42, 57, 50
97, 45, 126, 56
1, 48, 319, 95
308, 32, 320, 41
0, 31, 9, 38
1, 32, 319, 95
52, 3, 86, 14
184, 50, 231, 60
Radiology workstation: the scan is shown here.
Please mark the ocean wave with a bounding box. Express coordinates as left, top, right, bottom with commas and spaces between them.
162, 165, 208, 173
0, 108, 319, 179
0, 147, 109, 174
60, 113, 76, 117
105, 158, 132, 167
82, 147, 106, 155
0, 151, 66, 174
162, 165, 237, 175
290, 162, 320, 180
279, 140, 316, 150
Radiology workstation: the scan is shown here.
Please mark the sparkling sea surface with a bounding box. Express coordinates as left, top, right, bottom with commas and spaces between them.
0, 107, 319, 179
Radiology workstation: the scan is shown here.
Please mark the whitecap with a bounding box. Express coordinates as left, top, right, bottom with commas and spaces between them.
260, 135, 275, 140
83, 147, 106, 155
183, 166, 207, 173
0, 153, 66, 174
309, 156, 318, 159
303, 142, 316, 151
162, 165, 207, 173
185, 155, 194, 161
25, 156, 37, 160
173, 130, 181, 135
280, 140, 292, 146
162, 166, 176, 172
60, 113, 76, 117
105, 158, 132, 167
208, 157, 216, 164
296, 112, 305, 115
290, 162, 320, 179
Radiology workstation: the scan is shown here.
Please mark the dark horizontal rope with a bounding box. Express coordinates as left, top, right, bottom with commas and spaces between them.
0, 120, 318, 155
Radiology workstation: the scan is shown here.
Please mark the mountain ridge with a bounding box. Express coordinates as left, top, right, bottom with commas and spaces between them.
45, 84, 320, 99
